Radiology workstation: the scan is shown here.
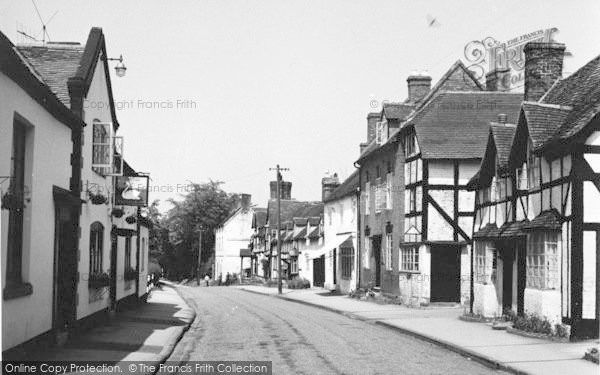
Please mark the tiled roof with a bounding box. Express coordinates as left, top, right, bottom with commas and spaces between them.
539, 55, 600, 147
323, 170, 359, 203
498, 220, 529, 238
252, 208, 268, 228
467, 123, 517, 189
266, 200, 323, 227
382, 102, 414, 120
357, 60, 488, 164
308, 227, 320, 239
293, 227, 307, 240
408, 60, 485, 111
0, 32, 84, 129
524, 209, 564, 231
410, 91, 522, 159
293, 218, 307, 226
17, 43, 84, 107
473, 223, 499, 239
521, 102, 571, 149
307, 216, 321, 226
490, 124, 517, 169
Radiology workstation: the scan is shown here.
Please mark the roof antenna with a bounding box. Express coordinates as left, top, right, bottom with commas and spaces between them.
30, 0, 58, 44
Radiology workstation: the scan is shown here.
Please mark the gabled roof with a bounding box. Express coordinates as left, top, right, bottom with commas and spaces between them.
293, 227, 307, 240
308, 227, 320, 239
524, 209, 564, 231
408, 91, 522, 159
0, 31, 84, 129
17, 28, 120, 130
17, 43, 84, 108
520, 102, 571, 149
266, 200, 323, 226
252, 208, 268, 228
293, 218, 308, 226
467, 123, 517, 189
323, 170, 359, 203
539, 55, 600, 148
308, 216, 321, 226
409, 60, 485, 111
382, 102, 414, 120
357, 60, 485, 164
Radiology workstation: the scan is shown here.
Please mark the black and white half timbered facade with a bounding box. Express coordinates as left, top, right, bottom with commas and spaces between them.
469, 42, 600, 339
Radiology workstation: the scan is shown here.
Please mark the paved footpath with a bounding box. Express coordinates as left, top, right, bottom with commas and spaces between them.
11, 284, 195, 374
236, 285, 599, 375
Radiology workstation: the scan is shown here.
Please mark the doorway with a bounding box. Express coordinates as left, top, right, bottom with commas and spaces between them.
110, 233, 118, 310
372, 236, 382, 287
501, 246, 514, 312
53, 205, 77, 331
313, 255, 325, 287
430, 245, 461, 302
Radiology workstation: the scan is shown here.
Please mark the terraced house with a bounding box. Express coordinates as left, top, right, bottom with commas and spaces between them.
469, 42, 600, 339
357, 61, 524, 304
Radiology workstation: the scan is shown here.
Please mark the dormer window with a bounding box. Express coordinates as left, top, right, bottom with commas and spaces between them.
516, 163, 528, 190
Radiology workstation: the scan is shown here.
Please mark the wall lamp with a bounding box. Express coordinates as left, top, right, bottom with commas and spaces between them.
105, 54, 127, 77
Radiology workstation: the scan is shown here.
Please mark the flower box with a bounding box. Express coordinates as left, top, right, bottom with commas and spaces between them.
124, 267, 138, 281
88, 272, 110, 289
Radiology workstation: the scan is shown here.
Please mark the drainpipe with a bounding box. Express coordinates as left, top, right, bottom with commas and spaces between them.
354, 161, 361, 290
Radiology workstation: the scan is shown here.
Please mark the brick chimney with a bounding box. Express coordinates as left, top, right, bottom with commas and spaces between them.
322, 172, 340, 201
359, 142, 368, 154
366, 112, 380, 143
486, 68, 511, 91
270, 180, 292, 200
524, 42, 565, 102
240, 193, 251, 210
406, 72, 432, 105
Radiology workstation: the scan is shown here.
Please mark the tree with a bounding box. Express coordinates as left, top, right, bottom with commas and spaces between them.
159, 181, 236, 280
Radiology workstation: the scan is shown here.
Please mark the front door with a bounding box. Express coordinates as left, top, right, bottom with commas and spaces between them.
110, 233, 118, 310
502, 249, 514, 312
430, 245, 460, 302
313, 255, 325, 287
53, 205, 77, 331
372, 236, 382, 287
517, 240, 526, 315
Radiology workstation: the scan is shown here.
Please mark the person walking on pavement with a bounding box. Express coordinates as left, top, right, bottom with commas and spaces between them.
204, 274, 210, 287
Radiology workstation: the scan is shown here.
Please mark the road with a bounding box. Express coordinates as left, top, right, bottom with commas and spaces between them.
167, 286, 506, 375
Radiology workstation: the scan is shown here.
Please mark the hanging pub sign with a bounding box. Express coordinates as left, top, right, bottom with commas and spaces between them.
115, 175, 149, 207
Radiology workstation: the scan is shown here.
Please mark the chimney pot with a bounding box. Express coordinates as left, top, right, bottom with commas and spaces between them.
497, 113, 507, 124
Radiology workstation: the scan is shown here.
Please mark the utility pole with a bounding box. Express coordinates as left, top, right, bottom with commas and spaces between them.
269, 164, 289, 295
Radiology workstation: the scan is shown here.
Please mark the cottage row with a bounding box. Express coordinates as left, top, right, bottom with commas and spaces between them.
1, 28, 151, 354
216, 41, 599, 340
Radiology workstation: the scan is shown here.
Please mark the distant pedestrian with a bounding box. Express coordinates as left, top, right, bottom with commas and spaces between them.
218, 273, 222, 286
204, 274, 210, 287
225, 272, 231, 286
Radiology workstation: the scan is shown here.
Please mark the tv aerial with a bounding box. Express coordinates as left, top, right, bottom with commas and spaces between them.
17, 0, 58, 44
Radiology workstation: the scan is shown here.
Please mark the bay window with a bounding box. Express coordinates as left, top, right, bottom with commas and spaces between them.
526, 232, 559, 289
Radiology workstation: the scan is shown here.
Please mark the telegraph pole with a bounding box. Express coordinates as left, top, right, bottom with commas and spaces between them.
269, 164, 289, 295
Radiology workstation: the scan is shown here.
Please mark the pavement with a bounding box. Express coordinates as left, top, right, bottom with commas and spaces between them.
236, 285, 599, 375
16, 284, 195, 374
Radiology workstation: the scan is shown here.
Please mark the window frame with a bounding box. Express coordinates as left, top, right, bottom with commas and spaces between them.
89, 222, 104, 275
400, 246, 419, 272
340, 247, 353, 279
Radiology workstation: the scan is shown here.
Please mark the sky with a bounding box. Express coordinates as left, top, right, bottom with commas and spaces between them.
1, 0, 599, 211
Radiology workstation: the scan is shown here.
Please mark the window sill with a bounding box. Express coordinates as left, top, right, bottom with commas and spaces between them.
398, 270, 420, 274
3, 282, 33, 300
